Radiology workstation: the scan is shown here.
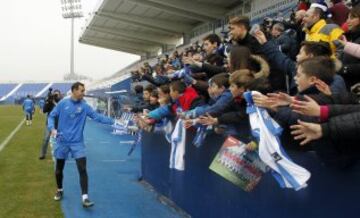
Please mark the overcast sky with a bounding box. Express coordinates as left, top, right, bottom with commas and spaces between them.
0, 0, 140, 83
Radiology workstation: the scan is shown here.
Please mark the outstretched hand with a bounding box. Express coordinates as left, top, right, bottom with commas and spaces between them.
267, 92, 294, 106
290, 120, 323, 145
252, 92, 270, 108
51, 129, 57, 138
254, 30, 268, 45
183, 119, 196, 129
291, 95, 321, 117
183, 56, 202, 68
339, 35, 348, 46
198, 113, 218, 126
252, 92, 293, 110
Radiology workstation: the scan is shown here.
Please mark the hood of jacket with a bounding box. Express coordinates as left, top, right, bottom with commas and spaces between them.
249, 55, 270, 79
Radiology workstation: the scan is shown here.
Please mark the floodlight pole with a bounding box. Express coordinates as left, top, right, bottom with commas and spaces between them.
70, 17, 75, 78
60, 0, 83, 81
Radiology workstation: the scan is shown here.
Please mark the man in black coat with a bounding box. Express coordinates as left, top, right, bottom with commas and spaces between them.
228, 16, 263, 55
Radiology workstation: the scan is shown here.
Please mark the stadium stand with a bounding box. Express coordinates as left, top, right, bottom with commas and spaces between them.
80, 0, 298, 92
12, 83, 48, 98
38, 83, 72, 97
0, 83, 18, 100
0, 82, 72, 103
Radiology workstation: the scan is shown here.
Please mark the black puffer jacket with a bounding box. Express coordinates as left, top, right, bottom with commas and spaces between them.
205, 52, 224, 67
322, 111, 360, 141
312, 110, 360, 168
328, 104, 360, 117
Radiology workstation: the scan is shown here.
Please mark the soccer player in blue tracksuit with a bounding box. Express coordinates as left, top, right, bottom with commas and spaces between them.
23, 95, 34, 126
48, 82, 114, 208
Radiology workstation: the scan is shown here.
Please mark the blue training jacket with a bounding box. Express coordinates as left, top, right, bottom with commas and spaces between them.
188, 89, 233, 118
147, 104, 172, 120
48, 97, 114, 146
23, 98, 34, 112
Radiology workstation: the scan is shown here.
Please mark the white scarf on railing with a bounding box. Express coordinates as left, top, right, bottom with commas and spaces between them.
170, 119, 186, 171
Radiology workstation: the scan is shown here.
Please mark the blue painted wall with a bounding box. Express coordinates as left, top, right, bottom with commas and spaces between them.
142, 130, 360, 218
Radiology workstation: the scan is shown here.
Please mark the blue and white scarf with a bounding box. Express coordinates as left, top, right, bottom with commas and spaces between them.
192, 125, 208, 148
170, 119, 186, 170
128, 130, 142, 156
113, 112, 135, 135
244, 91, 311, 191
153, 118, 173, 143
167, 65, 191, 79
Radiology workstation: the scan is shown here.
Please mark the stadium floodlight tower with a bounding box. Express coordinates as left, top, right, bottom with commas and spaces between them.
60, 0, 83, 81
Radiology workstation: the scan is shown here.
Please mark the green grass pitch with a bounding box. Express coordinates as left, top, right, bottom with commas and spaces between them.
0, 105, 63, 218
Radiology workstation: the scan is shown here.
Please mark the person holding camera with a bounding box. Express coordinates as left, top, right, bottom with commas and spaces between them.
39, 88, 62, 160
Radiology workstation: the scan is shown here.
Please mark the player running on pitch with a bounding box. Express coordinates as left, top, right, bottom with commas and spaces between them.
23, 95, 35, 126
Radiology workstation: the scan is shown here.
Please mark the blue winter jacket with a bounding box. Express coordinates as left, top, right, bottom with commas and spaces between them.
187, 90, 233, 118
261, 40, 347, 95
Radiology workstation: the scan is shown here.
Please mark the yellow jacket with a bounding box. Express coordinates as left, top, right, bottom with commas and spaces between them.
305, 19, 344, 56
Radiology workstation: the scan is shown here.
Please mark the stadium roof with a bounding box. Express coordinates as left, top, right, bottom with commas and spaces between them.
79, 0, 242, 57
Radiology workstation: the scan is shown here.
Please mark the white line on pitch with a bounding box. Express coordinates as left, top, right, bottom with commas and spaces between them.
0, 119, 25, 152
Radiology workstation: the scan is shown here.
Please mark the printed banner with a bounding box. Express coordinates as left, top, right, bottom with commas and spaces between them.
209, 136, 268, 192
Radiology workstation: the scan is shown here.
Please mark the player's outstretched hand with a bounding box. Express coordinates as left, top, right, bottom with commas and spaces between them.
51, 129, 57, 138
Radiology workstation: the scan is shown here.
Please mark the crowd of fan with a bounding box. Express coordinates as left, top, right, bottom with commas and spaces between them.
124, 0, 360, 168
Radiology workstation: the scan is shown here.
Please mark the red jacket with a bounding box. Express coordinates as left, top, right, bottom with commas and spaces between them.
341, 22, 349, 32
297, 2, 309, 11
171, 86, 199, 113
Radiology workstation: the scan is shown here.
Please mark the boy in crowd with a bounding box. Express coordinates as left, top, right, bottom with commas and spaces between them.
147, 91, 160, 112
183, 73, 233, 124
198, 70, 269, 137
253, 56, 342, 156
254, 57, 337, 124
169, 80, 202, 115
131, 84, 155, 113
144, 81, 201, 121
